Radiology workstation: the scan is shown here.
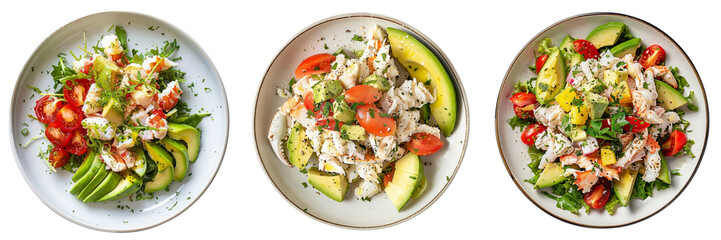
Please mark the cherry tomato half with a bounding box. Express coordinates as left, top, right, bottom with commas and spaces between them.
662, 130, 687, 156
573, 39, 600, 60
294, 53, 337, 79
624, 116, 650, 133
584, 178, 611, 209
65, 129, 88, 155
639, 44, 666, 69
535, 54, 549, 74
315, 118, 344, 131
34, 96, 64, 125
56, 105, 84, 132
344, 85, 383, 104
304, 93, 333, 119
45, 123, 71, 147
510, 92, 538, 107
356, 105, 396, 137
382, 163, 395, 188
49, 146, 71, 168
513, 104, 535, 119
406, 133, 444, 156
63, 79, 91, 108
521, 123, 547, 145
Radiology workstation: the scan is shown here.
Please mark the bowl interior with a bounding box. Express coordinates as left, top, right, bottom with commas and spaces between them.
496, 13, 707, 227
10, 12, 228, 232
254, 14, 468, 228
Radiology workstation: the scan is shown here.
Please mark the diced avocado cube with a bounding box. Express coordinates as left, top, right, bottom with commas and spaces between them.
340, 125, 366, 141
102, 98, 124, 125
361, 74, 392, 92
581, 78, 606, 93
565, 127, 588, 142
584, 92, 609, 120
92, 56, 120, 91
332, 99, 356, 123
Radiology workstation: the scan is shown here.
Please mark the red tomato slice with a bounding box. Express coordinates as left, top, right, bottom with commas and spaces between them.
513, 104, 535, 119
34, 96, 64, 125
315, 118, 343, 131
63, 79, 91, 108
65, 129, 88, 155
49, 146, 70, 168
510, 92, 537, 107
535, 54, 548, 74
406, 133, 444, 156
383, 163, 395, 188
583, 178, 611, 209
662, 130, 687, 156
294, 53, 336, 79
639, 44, 666, 69
573, 39, 600, 60
344, 85, 383, 104
624, 116, 650, 133
521, 123, 547, 145
356, 105, 396, 137
56, 105, 84, 132
45, 123, 71, 147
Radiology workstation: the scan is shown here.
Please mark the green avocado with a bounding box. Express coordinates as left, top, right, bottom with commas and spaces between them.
534, 49, 566, 104
97, 170, 142, 202
340, 124, 366, 141
387, 27, 456, 137
332, 99, 356, 123
569, 53, 584, 68
77, 167, 109, 201
658, 154, 671, 184
161, 137, 190, 182
566, 126, 588, 142
611, 38, 642, 58
580, 78, 606, 93
419, 104, 431, 124
130, 146, 147, 177
308, 167, 349, 202
102, 97, 124, 126
559, 35, 578, 67
71, 150, 96, 182
84, 171, 122, 202
143, 141, 175, 193
287, 123, 312, 170
584, 92, 609, 120
69, 153, 103, 195
361, 74, 392, 92
534, 162, 566, 189
385, 152, 422, 211
655, 80, 688, 110
587, 22, 626, 49
168, 123, 201, 162
312, 80, 344, 103
613, 169, 638, 207
92, 55, 120, 91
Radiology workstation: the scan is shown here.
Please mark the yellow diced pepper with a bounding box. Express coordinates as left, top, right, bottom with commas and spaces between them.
555, 87, 579, 112
569, 105, 588, 125
612, 81, 632, 106
600, 146, 617, 165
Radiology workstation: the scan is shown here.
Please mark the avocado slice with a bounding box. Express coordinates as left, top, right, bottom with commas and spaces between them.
161, 138, 190, 182
102, 97, 124, 126
387, 27, 456, 137
361, 74, 392, 92
131, 146, 147, 177
84, 171, 122, 202
340, 125, 366, 141
419, 104, 431, 124
534, 162, 566, 188
69, 153, 103, 195
611, 38, 642, 58
97, 170, 143, 202
534, 49, 566, 104
143, 141, 175, 193
308, 167, 349, 202
384, 152, 422, 211
71, 150, 96, 182
559, 35, 578, 67
91, 55, 120, 91
77, 167, 110, 201
167, 123, 201, 162
657, 154, 671, 184
332, 99, 356, 123
587, 22, 626, 49
655, 80, 688, 110
312, 80, 344, 103
613, 169, 639, 206
410, 174, 427, 199
287, 123, 313, 170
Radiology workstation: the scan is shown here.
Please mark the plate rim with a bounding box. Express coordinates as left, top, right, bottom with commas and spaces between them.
495, 12, 709, 228
252, 12, 470, 229
8, 10, 230, 232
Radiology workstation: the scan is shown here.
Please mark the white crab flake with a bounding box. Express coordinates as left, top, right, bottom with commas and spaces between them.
379, 79, 435, 115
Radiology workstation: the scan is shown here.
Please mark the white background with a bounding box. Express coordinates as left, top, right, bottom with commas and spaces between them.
1, 0, 717, 238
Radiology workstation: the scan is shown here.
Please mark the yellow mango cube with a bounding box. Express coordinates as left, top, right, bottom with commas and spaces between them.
569, 105, 588, 125
612, 81, 632, 106
600, 147, 617, 165
555, 87, 579, 112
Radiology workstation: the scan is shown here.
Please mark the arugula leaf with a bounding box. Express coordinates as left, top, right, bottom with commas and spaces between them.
171, 113, 210, 128
684, 91, 699, 112
115, 26, 128, 54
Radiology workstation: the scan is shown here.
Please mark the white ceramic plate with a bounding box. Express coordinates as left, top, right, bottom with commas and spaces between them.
10, 12, 228, 232
496, 13, 707, 227
254, 13, 469, 228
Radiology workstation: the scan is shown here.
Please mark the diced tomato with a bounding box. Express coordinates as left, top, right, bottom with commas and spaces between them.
624, 116, 650, 133
573, 39, 600, 60
315, 118, 343, 131
639, 44, 666, 69
405, 133, 444, 156
513, 104, 535, 119
45, 123, 71, 147
510, 92, 538, 107
63, 79, 91, 108
535, 54, 548, 74
294, 53, 337, 79
583, 178, 611, 209
383, 163, 395, 188
34, 96, 64, 125
521, 123, 546, 145
303, 93, 316, 110
662, 130, 687, 156
65, 129, 88, 155
344, 85, 382, 104
49, 146, 70, 168
303, 93, 332, 119
56, 105, 84, 132
356, 105, 396, 137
